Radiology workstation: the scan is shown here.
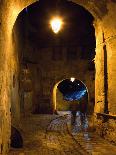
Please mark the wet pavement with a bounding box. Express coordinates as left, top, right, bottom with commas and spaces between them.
8, 114, 116, 155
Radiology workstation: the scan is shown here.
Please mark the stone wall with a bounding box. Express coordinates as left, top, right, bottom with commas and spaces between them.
94, 1, 116, 143
95, 115, 116, 144
0, 0, 116, 154
0, 0, 36, 154
22, 46, 95, 114
56, 90, 70, 111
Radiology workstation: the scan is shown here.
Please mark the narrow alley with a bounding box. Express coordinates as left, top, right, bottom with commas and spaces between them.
0, 0, 116, 154
9, 114, 116, 155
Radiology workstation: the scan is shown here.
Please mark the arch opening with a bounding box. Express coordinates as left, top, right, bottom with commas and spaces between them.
52, 78, 89, 114
12, 0, 96, 117
4, 0, 115, 153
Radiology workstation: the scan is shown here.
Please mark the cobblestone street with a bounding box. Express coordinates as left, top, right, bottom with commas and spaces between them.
9, 115, 116, 155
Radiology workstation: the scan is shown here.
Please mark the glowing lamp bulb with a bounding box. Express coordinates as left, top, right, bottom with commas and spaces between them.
70, 77, 75, 82
50, 17, 62, 33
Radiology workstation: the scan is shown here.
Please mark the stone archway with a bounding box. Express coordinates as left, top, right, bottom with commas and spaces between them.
8, 0, 111, 120
0, 0, 116, 154
52, 78, 89, 113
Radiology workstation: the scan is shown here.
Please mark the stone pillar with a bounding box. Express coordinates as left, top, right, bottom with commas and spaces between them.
94, 20, 105, 114
102, 2, 116, 115
106, 38, 116, 115
94, 1, 116, 143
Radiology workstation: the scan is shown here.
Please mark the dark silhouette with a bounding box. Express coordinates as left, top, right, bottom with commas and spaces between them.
70, 96, 88, 131
70, 100, 80, 125
11, 126, 23, 148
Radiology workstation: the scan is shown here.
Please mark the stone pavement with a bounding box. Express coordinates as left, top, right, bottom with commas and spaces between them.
8, 114, 116, 155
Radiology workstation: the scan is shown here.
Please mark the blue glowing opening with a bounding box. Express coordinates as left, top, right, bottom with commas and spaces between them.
57, 79, 87, 101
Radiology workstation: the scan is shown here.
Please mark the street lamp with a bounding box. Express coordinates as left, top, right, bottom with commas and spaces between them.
50, 17, 63, 34
70, 77, 75, 82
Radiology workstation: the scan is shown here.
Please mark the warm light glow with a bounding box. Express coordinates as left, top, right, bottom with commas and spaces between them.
50, 17, 62, 33
70, 77, 75, 82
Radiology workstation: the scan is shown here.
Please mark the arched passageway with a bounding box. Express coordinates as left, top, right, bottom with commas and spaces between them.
52, 78, 89, 113
13, 0, 95, 117
52, 78, 90, 134
0, 0, 116, 154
